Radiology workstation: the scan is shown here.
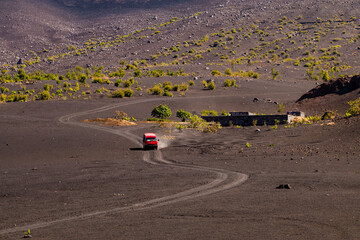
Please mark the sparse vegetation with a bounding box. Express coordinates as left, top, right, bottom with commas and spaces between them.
176, 109, 192, 122
151, 104, 172, 119
112, 89, 125, 98
345, 97, 360, 117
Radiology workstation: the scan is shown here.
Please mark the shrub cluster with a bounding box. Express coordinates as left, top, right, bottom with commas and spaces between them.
223, 79, 237, 87
112, 88, 133, 98
148, 81, 191, 96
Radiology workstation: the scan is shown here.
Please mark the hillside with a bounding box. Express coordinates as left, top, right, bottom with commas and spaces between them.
1, 1, 360, 239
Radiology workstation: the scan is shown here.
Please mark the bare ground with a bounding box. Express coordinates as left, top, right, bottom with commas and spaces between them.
1, 79, 360, 239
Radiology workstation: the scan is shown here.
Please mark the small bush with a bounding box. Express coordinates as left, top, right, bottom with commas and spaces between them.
95, 87, 110, 93
43, 84, 53, 91
163, 91, 173, 97
151, 104, 172, 119
124, 88, 134, 97
202, 80, 208, 88
164, 85, 172, 91
1, 93, 6, 102
113, 111, 129, 120
176, 109, 192, 122
223, 79, 236, 87
225, 68, 232, 76
188, 115, 221, 133
92, 77, 111, 84
345, 97, 360, 117
179, 83, 189, 91
211, 70, 221, 76
172, 85, 180, 91
321, 111, 336, 120
188, 80, 195, 86
0, 87, 9, 93
123, 78, 134, 87
114, 79, 123, 87
208, 81, 216, 90
307, 115, 322, 122
277, 103, 285, 113
221, 110, 229, 116
148, 86, 163, 95
38, 90, 51, 100
202, 110, 218, 116
162, 81, 172, 87
112, 89, 125, 98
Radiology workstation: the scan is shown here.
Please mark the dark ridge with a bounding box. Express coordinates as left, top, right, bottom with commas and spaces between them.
297, 75, 360, 102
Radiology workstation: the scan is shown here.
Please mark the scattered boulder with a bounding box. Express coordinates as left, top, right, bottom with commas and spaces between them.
253, 97, 259, 102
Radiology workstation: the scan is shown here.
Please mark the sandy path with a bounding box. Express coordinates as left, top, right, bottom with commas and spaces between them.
0, 98, 248, 235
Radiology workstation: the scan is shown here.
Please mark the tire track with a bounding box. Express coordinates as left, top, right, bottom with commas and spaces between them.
0, 98, 248, 236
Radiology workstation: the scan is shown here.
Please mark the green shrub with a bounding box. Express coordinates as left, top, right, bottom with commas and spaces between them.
307, 115, 322, 122
148, 86, 163, 95
113, 111, 129, 120
92, 77, 111, 84
163, 91, 173, 97
0, 86, 9, 93
79, 74, 87, 84
123, 78, 134, 87
43, 84, 53, 91
95, 87, 110, 93
208, 81, 216, 90
345, 98, 360, 117
188, 80, 195, 86
223, 79, 236, 87
133, 70, 142, 77
176, 109, 192, 122
114, 79, 123, 87
124, 88, 134, 97
1, 93, 6, 102
221, 110, 229, 116
225, 68, 232, 76
188, 115, 221, 133
277, 103, 285, 113
321, 111, 336, 120
112, 89, 125, 98
38, 90, 51, 100
202, 80, 208, 88
109, 69, 126, 78
202, 110, 218, 116
162, 81, 172, 87
271, 68, 281, 80
179, 83, 189, 91
151, 104, 172, 119
172, 85, 180, 91
163, 85, 172, 91
211, 70, 221, 76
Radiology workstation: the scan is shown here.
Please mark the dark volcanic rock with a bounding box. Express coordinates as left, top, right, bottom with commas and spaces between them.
297, 75, 360, 102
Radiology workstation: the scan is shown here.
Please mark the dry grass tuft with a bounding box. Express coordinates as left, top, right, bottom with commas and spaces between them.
84, 118, 137, 126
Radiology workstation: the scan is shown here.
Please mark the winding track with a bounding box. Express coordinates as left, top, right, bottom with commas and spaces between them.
0, 98, 248, 236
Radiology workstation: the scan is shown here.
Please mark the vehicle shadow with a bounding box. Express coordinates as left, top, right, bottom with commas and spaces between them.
129, 147, 145, 151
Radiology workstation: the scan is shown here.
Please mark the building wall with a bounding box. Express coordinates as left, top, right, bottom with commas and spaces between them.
202, 115, 295, 126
